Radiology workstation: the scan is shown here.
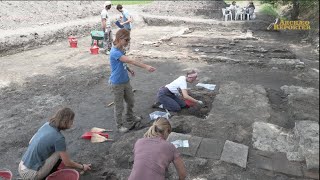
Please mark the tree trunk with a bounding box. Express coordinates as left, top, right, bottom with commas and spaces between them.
291, 0, 300, 20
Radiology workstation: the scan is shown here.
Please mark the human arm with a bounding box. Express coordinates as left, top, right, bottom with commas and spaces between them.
127, 66, 135, 76
119, 55, 156, 72
120, 16, 132, 25
120, 12, 132, 25
102, 18, 107, 32
59, 151, 91, 171
173, 156, 186, 180
181, 89, 202, 104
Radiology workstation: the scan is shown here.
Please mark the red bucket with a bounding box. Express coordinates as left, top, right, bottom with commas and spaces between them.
45, 169, 79, 180
68, 36, 78, 48
0, 169, 12, 180
90, 46, 99, 54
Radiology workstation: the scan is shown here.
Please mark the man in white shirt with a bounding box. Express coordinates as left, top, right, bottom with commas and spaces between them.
101, 1, 112, 54
153, 70, 204, 112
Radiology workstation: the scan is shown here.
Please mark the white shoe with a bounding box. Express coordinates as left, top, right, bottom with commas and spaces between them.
118, 126, 129, 133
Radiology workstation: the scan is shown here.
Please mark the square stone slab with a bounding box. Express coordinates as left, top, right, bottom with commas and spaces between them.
167, 132, 202, 156
271, 152, 303, 177
220, 140, 249, 168
248, 150, 273, 171
196, 138, 224, 159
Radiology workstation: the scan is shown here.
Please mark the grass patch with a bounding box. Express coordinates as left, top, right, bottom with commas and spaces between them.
112, 1, 152, 5
260, 4, 279, 18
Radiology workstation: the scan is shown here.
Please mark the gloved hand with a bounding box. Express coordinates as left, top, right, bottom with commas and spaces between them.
197, 100, 204, 105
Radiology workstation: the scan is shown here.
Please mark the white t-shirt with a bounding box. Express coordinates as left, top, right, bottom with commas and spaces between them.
165, 76, 187, 95
101, 9, 111, 28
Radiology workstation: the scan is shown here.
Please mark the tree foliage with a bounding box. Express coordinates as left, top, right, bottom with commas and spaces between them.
259, 0, 319, 20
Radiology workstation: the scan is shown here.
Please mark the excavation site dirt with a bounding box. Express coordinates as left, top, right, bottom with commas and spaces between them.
0, 1, 319, 180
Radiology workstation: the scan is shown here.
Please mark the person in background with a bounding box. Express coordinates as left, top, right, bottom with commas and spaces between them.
152, 70, 203, 112
116, 4, 133, 52
246, 1, 255, 19
116, 4, 133, 31
229, 1, 238, 20
18, 108, 91, 180
267, 17, 280, 30
101, 1, 113, 55
128, 118, 186, 180
109, 29, 156, 133
246, 1, 255, 11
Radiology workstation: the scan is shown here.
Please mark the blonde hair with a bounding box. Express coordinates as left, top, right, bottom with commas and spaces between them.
144, 118, 172, 138
49, 107, 75, 130
113, 29, 130, 47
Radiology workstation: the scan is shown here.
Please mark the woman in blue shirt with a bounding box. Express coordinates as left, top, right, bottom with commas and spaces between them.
109, 29, 156, 133
18, 108, 91, 179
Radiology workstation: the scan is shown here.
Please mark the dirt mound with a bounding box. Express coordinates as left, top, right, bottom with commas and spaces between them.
142, 1, 226, 19
0, 1, 104, 31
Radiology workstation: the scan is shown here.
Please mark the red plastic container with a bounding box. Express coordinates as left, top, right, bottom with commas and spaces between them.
81, 132, 109, 140
68, 36, 78, 48
185, 99, 195, 108
90, 40, 99, 54
45, 169, 79, 180
0, 169, 12, 180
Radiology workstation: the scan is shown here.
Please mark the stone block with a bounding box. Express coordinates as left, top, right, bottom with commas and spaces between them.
248, 150, 273, 171
208, 82, 271, 127
196, 138, 224, 159
220, 140, 249, 168
303, 166, 320, 180
305, 153, 319, 171
167, 132, 202, 156
271, 152, 303, 177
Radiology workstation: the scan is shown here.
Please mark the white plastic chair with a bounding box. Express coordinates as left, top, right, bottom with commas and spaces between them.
245, 8, 255, 20
222, 8, 231, 21
235, 8, 244, 20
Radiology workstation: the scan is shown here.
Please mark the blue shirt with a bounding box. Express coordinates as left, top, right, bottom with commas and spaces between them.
22, 122, 66, 171
109, 47, 129, 84
122, 9, 132, 30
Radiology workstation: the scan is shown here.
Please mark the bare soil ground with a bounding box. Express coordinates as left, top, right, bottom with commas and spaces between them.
0, 1, 319, 180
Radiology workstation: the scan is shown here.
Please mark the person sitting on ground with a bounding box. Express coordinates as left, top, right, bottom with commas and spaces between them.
128, 118, 186, 180
109, 28, 156, 133
101, 1, 113, 55
267, 17, 280, 30
152, 70, 203, 112
18, 107, 91, 180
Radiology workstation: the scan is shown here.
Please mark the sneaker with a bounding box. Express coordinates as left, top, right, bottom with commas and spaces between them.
152, 102, 162, 108
118, 126, 129, 133
106, 50, 110, 55
128, 121, 142, 130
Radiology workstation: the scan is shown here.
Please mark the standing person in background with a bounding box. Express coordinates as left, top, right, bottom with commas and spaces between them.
109, 29, 156, 133
152, 70, 203, 112
101, 1, 113, 55
18, 108, 91, 180
116, 4, 133, 31
116, 4, 133, 52
229, 1, 237, 20
128, 118, 186, 180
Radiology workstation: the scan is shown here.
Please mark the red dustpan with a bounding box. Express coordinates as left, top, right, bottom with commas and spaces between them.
46, 169, 79, 180
0, 169, 12, 180
81, 132, 109, 140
